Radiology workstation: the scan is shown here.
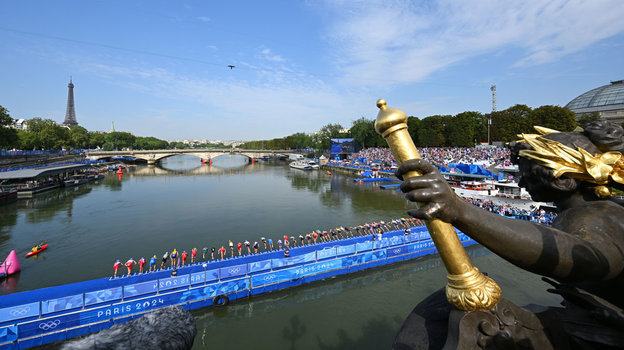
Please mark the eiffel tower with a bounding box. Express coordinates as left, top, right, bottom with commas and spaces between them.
63, 77, 78, 127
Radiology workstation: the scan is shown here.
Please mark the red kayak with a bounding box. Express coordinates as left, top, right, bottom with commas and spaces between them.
25, 244, 48, 257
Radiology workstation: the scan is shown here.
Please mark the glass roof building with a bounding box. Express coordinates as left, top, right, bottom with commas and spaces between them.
565, 80, 624, 125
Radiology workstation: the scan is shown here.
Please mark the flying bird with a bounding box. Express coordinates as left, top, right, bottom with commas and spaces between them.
228, 65, 235, 69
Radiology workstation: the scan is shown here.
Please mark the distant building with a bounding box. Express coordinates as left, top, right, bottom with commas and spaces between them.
63, 78, 79, 127
12, 118, 28, 130
566, 80, 624, 125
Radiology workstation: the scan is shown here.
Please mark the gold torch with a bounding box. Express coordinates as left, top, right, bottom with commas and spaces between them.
375, 99, 501, 311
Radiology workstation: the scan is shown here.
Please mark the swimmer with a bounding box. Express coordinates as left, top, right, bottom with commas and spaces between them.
149, 255, 157, 272
313, 231, 318, 243
261, 237, 267, 250
138, 257, 146, 274
170, 249, 178, 268
229, 240, 234, 257
253, 241, 259, 254
283, 235, 289, 247
181, 251, 188, 266
161, 251, 169, 269
299, 235, 304, 245
202, 247, 207, 259
268, 238, 273, 250
306, 234, 311, 244
277, 240, 282, 250
290, 236, 296, 246
244, 240, 251, 254
219, 246, 226, 260
125, 258, 136, 276
191, 248, 197, 263
237, 242, 242, 256
113, 259, 121, 278
210, 247, 216, 260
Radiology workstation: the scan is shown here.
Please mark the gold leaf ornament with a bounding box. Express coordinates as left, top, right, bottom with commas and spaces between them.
517, 127, 624, 191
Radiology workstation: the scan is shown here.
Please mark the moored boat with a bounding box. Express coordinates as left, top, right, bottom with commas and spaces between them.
289, 160, 312, 170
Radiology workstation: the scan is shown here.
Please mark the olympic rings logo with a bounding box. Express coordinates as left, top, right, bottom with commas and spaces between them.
263, 274, 276, 281
393, 249, 401, 254
229, 267, 240, 274
9, 306, 31, 316
39, 320, 61, 331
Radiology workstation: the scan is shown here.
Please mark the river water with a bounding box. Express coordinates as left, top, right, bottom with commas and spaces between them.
0, 155, 561, 349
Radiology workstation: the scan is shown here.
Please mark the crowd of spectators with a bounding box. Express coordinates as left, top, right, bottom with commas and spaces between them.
464, 198, 556, 225
349, 146, 512, 169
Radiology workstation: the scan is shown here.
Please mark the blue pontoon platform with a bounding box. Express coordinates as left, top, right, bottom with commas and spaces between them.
0, 226, 474, 349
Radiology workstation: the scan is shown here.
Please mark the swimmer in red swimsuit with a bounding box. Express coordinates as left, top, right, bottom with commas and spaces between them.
138, 257, 146, 273
181, 251, 188, 266
113, 259, 121, 278
191, 248, 197, 263
219, 246, 226, 260
125, 258, 136, 276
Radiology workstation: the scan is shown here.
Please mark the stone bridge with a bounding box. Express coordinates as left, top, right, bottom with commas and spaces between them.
85, 148, 298, 165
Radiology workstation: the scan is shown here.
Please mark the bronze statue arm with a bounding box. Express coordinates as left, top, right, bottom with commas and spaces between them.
397, 159, 624, 282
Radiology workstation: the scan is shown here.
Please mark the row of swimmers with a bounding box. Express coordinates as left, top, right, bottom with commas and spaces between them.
111, 218, 420, 277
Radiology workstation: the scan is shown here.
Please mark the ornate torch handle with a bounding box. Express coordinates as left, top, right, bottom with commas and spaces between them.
375, 99, 501, 311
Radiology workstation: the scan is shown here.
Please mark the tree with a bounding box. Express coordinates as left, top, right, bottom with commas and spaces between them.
289, 132, 311, 149
407, 116, 421, 146
577, 112, 601, 127
350, 117, 381, 149
417, 115, 447, 147
0, 105, 18, 148
88, 132, 106, 149
446, 112, 480, 147
23, 118, 70, 149
317, 123, 345, 151
69, 126, 89, 149
488, 111, 523, 143
526, 105, 577, 132
105, 132, 136, 150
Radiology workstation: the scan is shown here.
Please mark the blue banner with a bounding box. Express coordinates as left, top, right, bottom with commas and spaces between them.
186, 278, 250, 300
248, 259, 271, 273
0, 302, 40, 323
190, 272, 206, 285
123, 281, 158, 298
387, 245, 409, 257
316, 247, 336, 260
342, 250, 386, 267
219, 263, 248, 279
355, 241, 372, 252
206, 269, 219, 282
82, 293, 176, 323
272, 252, 316, 269
408, 240, 436, 252
158, 275, 190, 291
388, 236, 403, 246
336, 244, 355, 256
84, 287, 123, 306
42, 294, 83, 314
252, 259, 342, 287
18, 310, 82, 338
0, 325, 17, 343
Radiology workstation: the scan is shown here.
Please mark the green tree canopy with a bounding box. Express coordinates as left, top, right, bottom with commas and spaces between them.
446, 111, 480, 146
417, 115, 448, 147
105, 132, 136, 150
526, 105, 577, 132
0, 105, 18, 148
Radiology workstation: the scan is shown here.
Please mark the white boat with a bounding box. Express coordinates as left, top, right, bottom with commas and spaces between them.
306, 160, 320, 169
450, 179, 551, 211
289, 160, 312, 170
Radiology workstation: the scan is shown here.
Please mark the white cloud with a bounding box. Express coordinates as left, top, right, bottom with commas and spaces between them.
323, 0, 624, 86
196, 16, 211, 22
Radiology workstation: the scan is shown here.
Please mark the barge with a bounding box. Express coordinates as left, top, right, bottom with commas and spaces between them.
0, 226, 475, 349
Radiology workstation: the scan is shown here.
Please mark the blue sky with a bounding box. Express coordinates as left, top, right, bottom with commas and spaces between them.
1, 1, 623, 141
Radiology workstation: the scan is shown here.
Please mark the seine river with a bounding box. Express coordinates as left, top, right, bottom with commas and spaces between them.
0, 155, 561, 349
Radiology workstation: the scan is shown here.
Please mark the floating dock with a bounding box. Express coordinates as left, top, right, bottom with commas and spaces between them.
0, 226, 474, 349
